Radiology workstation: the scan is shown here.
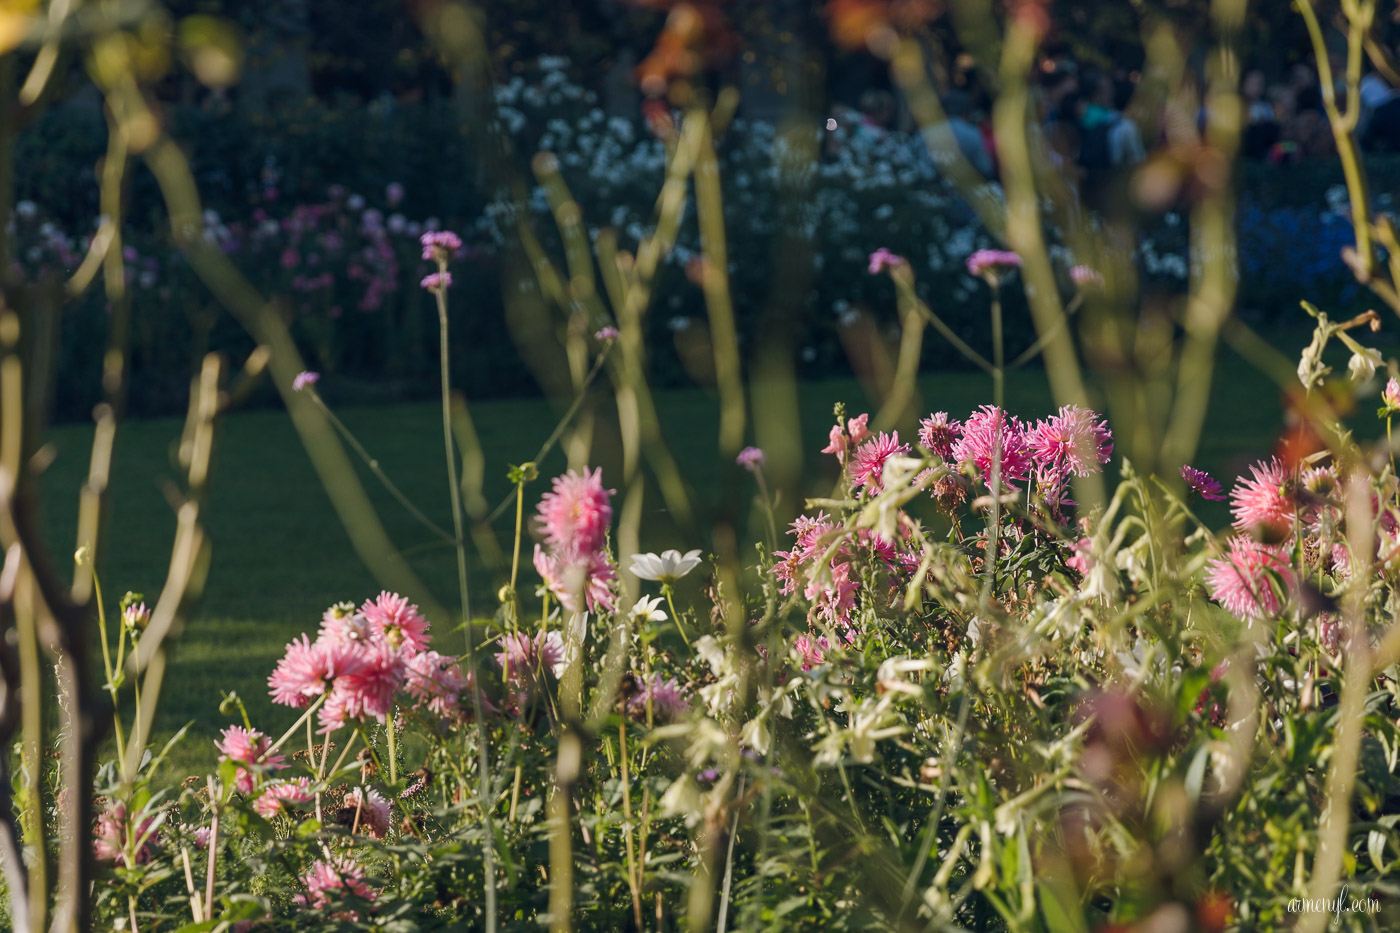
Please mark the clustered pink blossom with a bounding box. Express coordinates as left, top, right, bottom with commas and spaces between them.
296, 856, 376, 914
533, 468, 618, 614
215, 726, 287, 794
292, 370, 320, 392
420, 229, 462, 262
93, 802, 158, 866
737, 446, 766, 471
775, 514, 915, 630
966, 249, 1022, 277
1205, 538, 1294, 620
820, 412, 871, 463
867, 248, 906, 275
594, 326, 620, 341
1181, 465, 1227, 501
266, 592, 461, 733
420, 271, 452, 291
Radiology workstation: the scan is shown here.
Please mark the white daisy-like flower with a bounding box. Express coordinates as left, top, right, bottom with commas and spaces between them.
629, 549, 703, 584
630, 595, 667, 624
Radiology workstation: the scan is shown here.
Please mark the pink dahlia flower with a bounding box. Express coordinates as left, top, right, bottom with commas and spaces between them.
360, 591, 430, 653
93, 802, 158, 866
215, 726, 286, 794
297, 856, 375, 911
1026, 405, 1113, 478
918, 412, 961, 460
1181, 465, 1227, 501
253, 778, 314, 818
536, 467, 613, 561
534, 545, 617, 614
1205, 538, 1294, 620
1229, 458, 1295, 536
952, 405, 1031, 485
319, 642, 405, 731
850, 431, 911, 493
268, 634, 368, 707
343, 786, 391, 839
495, 630, 566, 683
403, 650, 467, 718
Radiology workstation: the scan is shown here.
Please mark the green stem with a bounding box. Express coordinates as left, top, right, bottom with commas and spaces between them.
663, 584, 690, 647
433, 267, 498, 933
265, 693, 327, 758
386, 707, 398, 786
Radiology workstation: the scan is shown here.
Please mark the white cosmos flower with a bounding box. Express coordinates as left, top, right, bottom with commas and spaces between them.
629, 549, 703, 584
630, 595, 667, 624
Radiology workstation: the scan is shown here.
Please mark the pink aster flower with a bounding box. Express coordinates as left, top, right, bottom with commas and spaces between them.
1181, 465, 1227, 501
534, 545, 617, 614
343, 787, 391, 839
268, 634, 368, 708
403, 650, 468, 717
966, 249, 1022, 277
737, 446, 766, 471
1205, 538, 1295, 620
419, 230, 462, 262
420, 271, 452, 291
215, 726, 287, 794
536, 467, 613, 561
850, 431, 911, 493
867, 248, 906, 275
296, 856, 375, 911
1026, 405, 1113, 478
292, 371, 320, 392
952, 405, 1031, 485
253, 778, 314, 818
627, 674, 690, 723
1229, 458, 1295, 536
360, 591, 430, 653
918, 412, 961, 460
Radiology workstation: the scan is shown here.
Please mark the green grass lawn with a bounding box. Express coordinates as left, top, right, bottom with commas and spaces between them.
31, 361, 1310, 779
